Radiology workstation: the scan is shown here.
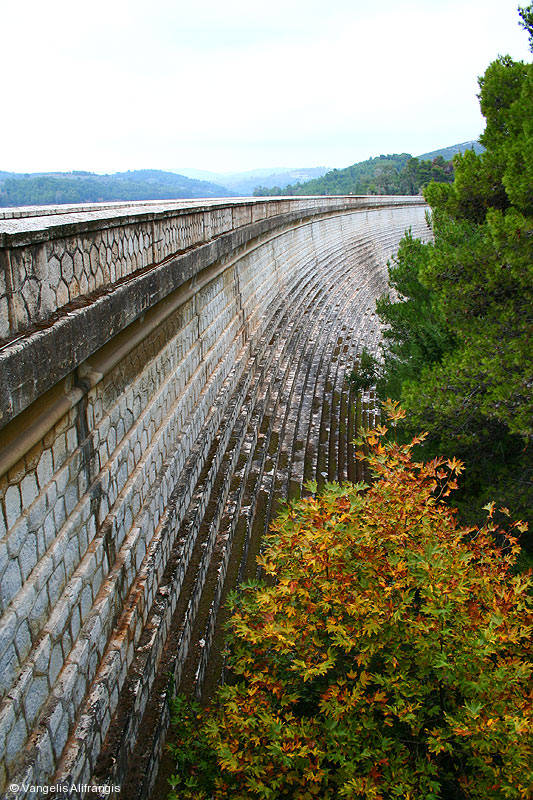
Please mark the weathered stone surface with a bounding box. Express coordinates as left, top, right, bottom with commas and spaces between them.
4, 485, 21, 529
23, 674, 49, 726
0, 559, 22, 607
5, 715, 27, 764
0, 197, 430, 798
0, 645, 19, 695
36, 450, 53, 490
0, 197, 424, 427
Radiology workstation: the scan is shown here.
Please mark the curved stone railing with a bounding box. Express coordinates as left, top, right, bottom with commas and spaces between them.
0, 197, 429, 799
0, 196, 424, 344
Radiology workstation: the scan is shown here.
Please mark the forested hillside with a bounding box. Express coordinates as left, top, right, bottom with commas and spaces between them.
1, 150, 474, 207
0, 169, 231, 207
254, 152, 455, 196
417, 139, 485, 160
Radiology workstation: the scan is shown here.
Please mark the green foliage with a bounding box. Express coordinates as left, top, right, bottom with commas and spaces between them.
428, 148, 509, 222
255, 153, 455, 197
371, 232, 455, 401
166, 694, 218, 799
519, 3, 533, 48
499, 64, 533, 215
347, 347, 379, 393
370, 9, 533, 534
168, 408, 532, 799
0, 169, 231, 207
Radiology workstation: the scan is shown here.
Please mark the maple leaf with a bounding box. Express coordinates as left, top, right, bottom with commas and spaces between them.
446, 457, 465, 474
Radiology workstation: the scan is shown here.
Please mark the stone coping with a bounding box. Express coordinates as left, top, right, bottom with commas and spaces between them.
0, 196, 424, 246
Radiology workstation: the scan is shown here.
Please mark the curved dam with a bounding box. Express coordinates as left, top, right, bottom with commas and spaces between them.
0, 196, 429, 798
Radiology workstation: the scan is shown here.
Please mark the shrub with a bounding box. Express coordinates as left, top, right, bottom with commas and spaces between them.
169, 403, 532, 799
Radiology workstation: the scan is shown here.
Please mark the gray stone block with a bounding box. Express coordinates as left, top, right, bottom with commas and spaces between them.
1, 558, 22, 606
50, 710, 69, 760
6, 517, 28, 558
20, 474, 38, 510
5, 713, 27, 767
37, 450, 54, 490
35, 727, 56, 779
4, 484, 21, 528
0, 644, 18, 695
49, 643, 64, 685
14, 619, 32, 662
0, 611, 17, 658
24, 674, 49, 726
29, 586, 49, 639
48, 562, 66, 607
18, 533, 38, 581
34, 634, 52, 675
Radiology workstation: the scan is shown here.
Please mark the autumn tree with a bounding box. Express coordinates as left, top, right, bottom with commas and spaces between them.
168, 404, 532, 800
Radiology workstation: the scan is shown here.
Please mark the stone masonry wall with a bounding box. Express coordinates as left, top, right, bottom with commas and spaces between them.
0, 199, 429, 798
0, 197, 374, 345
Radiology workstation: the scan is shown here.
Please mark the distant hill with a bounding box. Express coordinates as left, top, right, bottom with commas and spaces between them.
254, 142, 490, 197
417, 140, 484, 161
175, 166, 329, 195
1, 142, 484, 208
0, 169, 232, 208
254, 153, 431, 196
223, 167, 329, 195
175, 168, 225, 182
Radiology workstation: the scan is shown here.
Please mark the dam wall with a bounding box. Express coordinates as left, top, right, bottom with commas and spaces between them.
0, 197, 429, 798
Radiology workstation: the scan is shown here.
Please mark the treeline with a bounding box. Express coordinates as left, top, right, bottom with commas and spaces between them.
352, 6, 533, 551
254, 153, 454, 196
0, 169, 231, 207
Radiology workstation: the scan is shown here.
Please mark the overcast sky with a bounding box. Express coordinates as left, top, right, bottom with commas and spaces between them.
2, 0, 530, 174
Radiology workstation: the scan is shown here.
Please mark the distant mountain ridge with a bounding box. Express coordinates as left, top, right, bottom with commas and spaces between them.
0, 142, 483, 208
416, 140, 484, 160
0, 167, 329, 207
253, 141, 487, 198
175, 166, 329, 195
0, 169, 231, 208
